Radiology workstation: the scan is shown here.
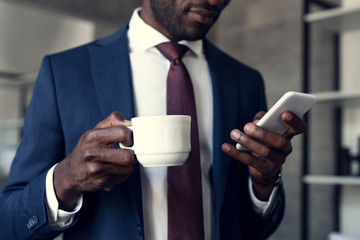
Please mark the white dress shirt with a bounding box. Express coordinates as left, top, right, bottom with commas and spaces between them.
128, 7, 215, 240
45, 7, 278, 240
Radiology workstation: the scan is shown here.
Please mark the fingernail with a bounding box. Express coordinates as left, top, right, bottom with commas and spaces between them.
222, 144, 230, 152
231, 130, 241, 140
123, 120, 132, 126
284, 112, 293, 121
244, 123, 255, 134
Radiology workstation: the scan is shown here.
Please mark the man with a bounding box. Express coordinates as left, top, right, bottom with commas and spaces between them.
0, 0, 305, 239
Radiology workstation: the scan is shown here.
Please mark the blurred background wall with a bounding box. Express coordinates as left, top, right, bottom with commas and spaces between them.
1, 0, 360, 239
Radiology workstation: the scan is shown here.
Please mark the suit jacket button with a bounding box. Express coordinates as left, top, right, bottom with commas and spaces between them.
27, 216, 39, 229
136, 224, 143, 236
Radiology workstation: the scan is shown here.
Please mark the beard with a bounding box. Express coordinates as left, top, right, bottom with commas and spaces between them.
149, 0, 220, 41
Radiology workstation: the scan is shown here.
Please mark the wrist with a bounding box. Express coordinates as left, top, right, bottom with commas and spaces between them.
54, 163, 82, 211
250, 166, 282, 201
251, 166, 282, 188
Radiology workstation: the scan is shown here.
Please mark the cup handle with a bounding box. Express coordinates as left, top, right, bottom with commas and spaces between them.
119, 126, 134, 150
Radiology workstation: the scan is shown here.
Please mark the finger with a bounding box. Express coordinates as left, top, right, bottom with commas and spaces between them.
222, 143, 283, 175
83, 148, 136, 166
241, 123, 289, 150
223, 143, 285, 183
222, 143, 268, 169
231, 130, 286, 163
82, 160, 136, 192
281, 140, 293, 155
83, 126, 133, 146
253, 111, 266, 124
85, 160, 136, 178
95, 111, 132, 129
282, 111, 307, 138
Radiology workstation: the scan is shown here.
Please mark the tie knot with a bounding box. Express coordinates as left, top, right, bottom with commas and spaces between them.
156, 42, 189, 63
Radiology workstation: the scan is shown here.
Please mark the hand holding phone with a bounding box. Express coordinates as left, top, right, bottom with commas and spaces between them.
236, 91, 317, 151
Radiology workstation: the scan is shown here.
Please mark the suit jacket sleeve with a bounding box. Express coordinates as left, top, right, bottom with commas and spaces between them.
235, 71, 285, 239
0, 56, 76, 239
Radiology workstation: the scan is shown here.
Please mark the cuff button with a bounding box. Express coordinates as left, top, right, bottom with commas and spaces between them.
27, 216, 39, 229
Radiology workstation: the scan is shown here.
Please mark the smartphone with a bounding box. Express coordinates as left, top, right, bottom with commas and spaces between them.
236, 91, 317, 151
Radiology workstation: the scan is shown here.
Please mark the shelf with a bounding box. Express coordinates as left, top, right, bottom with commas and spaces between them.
0, 119, 24, 130
301, 1, 360, 239
304, 6, 360, 32
303, 175, 360, 185
311, 90, 360, 107
0, 71, 37, 88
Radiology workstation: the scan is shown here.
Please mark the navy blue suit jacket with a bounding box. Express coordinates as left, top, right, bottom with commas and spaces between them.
0, 25, 284, 240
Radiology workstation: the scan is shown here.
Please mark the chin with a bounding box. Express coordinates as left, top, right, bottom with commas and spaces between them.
177, 29, 210, 41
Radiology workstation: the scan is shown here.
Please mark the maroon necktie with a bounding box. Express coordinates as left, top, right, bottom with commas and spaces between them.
156, 42, 204, 240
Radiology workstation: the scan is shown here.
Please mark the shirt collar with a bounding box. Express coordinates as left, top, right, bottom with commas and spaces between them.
128, 7, 203, 57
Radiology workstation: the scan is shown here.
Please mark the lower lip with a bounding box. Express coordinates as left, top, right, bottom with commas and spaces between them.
188, 11, 214, 25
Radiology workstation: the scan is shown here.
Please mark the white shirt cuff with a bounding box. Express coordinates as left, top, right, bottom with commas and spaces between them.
248, 176, 279, 216
45, 164, 83, 229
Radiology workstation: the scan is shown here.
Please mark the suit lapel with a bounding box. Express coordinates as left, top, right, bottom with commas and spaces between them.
204, 39, 239, 216
88, 25, 143, 225
89, 26, 135, 120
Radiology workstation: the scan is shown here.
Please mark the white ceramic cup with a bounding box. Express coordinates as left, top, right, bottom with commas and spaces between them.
121, 115, 191, 167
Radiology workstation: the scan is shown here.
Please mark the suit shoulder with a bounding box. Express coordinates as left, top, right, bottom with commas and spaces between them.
203, 39, 260, 76
47, 25, 128, 62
